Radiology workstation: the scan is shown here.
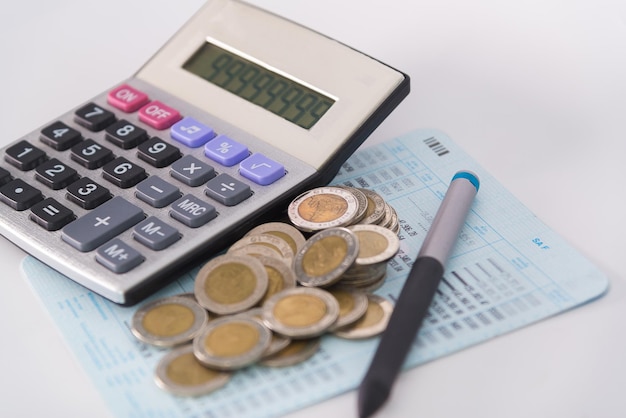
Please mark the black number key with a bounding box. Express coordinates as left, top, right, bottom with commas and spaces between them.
5, 140, 47, 171
105, 120, 148, 149
35, 158, 79, 190
102, 157, 147, 188
0, 179, 43, 210
74, 102, 116, 131
30, 198, 75, 231
40, 121, 83, 151
71, 139, 114, 169
66, 177, 111, 209
137, 137, 181, 167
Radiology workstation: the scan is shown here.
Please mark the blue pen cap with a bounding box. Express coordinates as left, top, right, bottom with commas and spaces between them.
452, 171, 480, 191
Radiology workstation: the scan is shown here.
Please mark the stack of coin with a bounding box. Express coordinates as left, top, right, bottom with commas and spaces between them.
287, 186, 399, 234
337, 224, 401, 292
130, 185, 401, 397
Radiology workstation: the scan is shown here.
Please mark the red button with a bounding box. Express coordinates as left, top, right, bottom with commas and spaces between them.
107, 84, 149, 112
138, 100, 182, 130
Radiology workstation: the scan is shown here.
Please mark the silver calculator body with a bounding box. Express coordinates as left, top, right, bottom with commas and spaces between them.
0, 0, 409, 305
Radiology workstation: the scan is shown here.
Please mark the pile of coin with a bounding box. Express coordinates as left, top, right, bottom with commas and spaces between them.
130, 186, 400, 396
288, 186, 399, 233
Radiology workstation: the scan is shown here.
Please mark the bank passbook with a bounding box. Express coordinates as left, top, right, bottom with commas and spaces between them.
0, 0, 409, 304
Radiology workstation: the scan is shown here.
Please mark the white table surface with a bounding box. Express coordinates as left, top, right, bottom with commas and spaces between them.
1, 1, 625, 417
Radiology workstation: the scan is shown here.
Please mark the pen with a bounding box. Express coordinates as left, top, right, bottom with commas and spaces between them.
357, 170, 480, 417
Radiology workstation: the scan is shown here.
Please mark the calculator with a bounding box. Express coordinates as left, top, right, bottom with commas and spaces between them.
0, 0, 409, 305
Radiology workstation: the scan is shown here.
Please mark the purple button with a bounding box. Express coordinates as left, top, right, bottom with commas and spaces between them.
204, 135, 249, 167
239, 153, 285, 185
170, 117, 216, 148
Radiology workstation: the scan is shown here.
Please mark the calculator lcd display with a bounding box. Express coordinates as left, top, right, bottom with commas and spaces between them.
183, 41, 335, 129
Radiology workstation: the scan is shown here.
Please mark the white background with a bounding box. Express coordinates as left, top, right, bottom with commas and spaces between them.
1, 0, 625, 417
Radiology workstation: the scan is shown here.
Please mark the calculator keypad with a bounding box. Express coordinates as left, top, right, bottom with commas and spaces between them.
0, 81, 308, 304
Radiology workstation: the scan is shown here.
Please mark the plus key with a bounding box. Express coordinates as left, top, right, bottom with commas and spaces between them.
61, 196, 144, 251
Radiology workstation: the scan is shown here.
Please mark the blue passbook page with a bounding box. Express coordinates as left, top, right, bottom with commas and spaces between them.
21, 129, 608, 418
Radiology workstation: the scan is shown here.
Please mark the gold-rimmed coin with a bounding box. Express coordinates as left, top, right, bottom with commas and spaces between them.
260, 338, 321, 367
193, 316, 271, 370
262, 287, 339, 338
246, 222, 306, 255
255, 255, 297, 305
294, 227, 359, 287
357, 189, 386, 225
348, 224, 400, 265
154, 344, 231, 396
287, 187, 358, 232
327, 288, 368, 331
333, 294, 393, 339
131, 296, 208, 347
228, 234, 294, 264
194, 254, 268, 315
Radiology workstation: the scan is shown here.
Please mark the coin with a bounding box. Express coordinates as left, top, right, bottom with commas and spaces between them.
131, 296, 209, 347
379, 201, 394, 228
193, 316, 271, 370
293, 227, 359, 287
228, 244, 282, 260
236, 307, 291, 357
327, 288, 368, 331
228, 234, 295, 264
287, 187, 358, 232
154, 344, 231, 396
262, 287, 339, 338
259, 338, 321, 367
333, 294, 393, 339
246, 222, 306, 255
255, 255, 297, 305
357, 188, 386, 225
348, 224, 400, 265
335, 186, 368, 225
194, 254, 268, 315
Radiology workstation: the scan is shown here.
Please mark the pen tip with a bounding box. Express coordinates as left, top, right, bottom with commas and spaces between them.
358, 377, 390, 418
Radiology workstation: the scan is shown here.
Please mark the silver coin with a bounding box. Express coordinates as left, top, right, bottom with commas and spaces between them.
335, 186, 368, 225
194, 254, 268, 315
327, 288, 369, 331
193, 316, 271, 370
287, 187, 359, 232
131, 295, 209, 347
357, 188, 386, 225
293, 227, 359, 287
228, 234, 295, 264
260, 338, 321, 367
333, 294, 393, 339
348, 224, 400, 265
154, 344, 231, 396
245, 222, 307, 255
262, 287, 340, 338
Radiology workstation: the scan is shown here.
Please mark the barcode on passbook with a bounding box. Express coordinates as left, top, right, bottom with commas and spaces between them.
423, 137, 449, 156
